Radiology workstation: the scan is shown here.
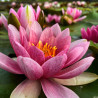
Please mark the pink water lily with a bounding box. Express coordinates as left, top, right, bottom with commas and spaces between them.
81, 25, 98, 43
1, 5, 41, 30
64, 7, 86, 24
0, 21, 95, 98
46, 14, 61, 23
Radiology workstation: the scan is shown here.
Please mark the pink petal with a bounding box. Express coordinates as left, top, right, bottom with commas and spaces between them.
12, 41, 30, 57
55, 36, 71, 53
0, 17, 2, 26
86, 27, 92, 40
28, 46, 45, 65
22, 36, 29, 50
51, 23, 61, 37
0, 52, 22, 74
19, 26, 28, 45
61, 28, 70, 36
30, 21, 42, 40
36, 6, 41, 20
10, 79, 41, 98
17, 56, 43, 80
40, 27, 55, 46
29, 30, 38, 45
46, 14, 53, 23
17, 5, 24, 18
68, 40, 90, 66
9, 8, 19, 20
62, 8, 65, 15
42, 55, 67, 78
73, 16, 86, 22
41, 79, 79, 98
19, 26, 29, 50
91, 29, 98, 42
55, 57, 94, 79
1, 14, 8, 30
81, 28, 88, 39
20, 5, 35, 29
70, 39, 87, 49
8, 24, 20, 43
65, 46, 84, 67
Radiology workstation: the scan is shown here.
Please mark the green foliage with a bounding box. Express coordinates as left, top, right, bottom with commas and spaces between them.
83, 10, 98, 25
90, 41, 98, 58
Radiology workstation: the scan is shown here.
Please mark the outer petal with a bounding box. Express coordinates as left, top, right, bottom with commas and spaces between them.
8, 24, 20, 43
17, 5, 24, 18
81, 28, 88, 39
19, 26, 28, 44
55, 57, 94, 79
51, 23, 61, 37
0, 17, 2, 26
12, 41, 30, 57
0, 52, 22, 74
67, 39, 90, 66
70, 39, 87, 49
55, 36, 71, 53
64, 46, 84, 67
61, 28, 70, 36
1, 14, 8, 30
28, 46, 45, 65
36, 6, 41, 20
73, 16, 86, 22
17, 56, 43, 80
41, 79, 79, 98
10, 79, 41, 98
42, 55, 67, 78
9, 8, 19, 20
54, 72, 98, 86
19, 26, 29, 50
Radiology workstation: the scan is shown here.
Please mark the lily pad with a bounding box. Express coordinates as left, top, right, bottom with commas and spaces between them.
83, 10, 98, 25
0, 29, 14, 55
61, 21, 92, 37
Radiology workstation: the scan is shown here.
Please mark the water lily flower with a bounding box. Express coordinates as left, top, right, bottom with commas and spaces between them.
11, 2, 16, 8
52, 1, 60, 8
77, 1, 86, 6
81, 25, 98, 43
64, 7, 86, 24
67, 3, 72, 7
44, 2, 52, 8
0, 22, 96, 98
1, 5, 42, 30
46, 14, 61, 23
77, 1, 81, 6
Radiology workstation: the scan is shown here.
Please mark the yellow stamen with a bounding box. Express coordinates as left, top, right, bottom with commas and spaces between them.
32, 41, 57, 57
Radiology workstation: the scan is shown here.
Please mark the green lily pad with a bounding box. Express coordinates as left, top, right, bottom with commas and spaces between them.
89, 41, 98, 58
61, 21, 92, 37
0, 69, 25, 98
83, 10, 98, 25
0, 29, 14, 55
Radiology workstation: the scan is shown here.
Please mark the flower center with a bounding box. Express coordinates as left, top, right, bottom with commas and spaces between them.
32, 41, 57, 57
